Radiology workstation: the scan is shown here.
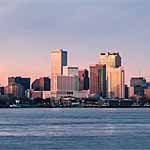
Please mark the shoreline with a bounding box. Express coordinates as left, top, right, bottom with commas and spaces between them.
1, 106, 150, 109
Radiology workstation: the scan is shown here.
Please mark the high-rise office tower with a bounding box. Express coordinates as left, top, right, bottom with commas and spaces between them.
51, 49, 79, 97
8, 77, 31, 90
107, 67, 125, 98
99, 52, 125, 98
99, 52, 121, 68
78, 69, 89, 91
78, 70, 84, 91
50, 49, 67, 76
89, 64, 106, 97
83, 69, 89, 90
32, 77, 51, 91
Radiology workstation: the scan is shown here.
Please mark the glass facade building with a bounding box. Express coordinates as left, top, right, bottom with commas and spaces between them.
89, 64, 106, 97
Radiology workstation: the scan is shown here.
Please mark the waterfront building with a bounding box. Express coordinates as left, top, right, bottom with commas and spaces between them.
146, 82, 150, 88
50, 49, 67, 76
125, 85, 129, 99
107, 67, 125, 99
8, 77, 31, 90
63, 66, 79, 91
73, 90, 89, 98
32, 77, 51, 91
4, 84, 25, 98
89, 64, 107, 97
50, 49, 68, 96
144, 88, 150, 98
30, 91, 43, 99
128, 87, 135, 98
130, 77, 146, 87
51, 75, 76, 97
78, 69, 89, 91
27, 90, 51, 99
130, 77, 146, 97
78, 70, 84, 90
51, 74, 87, 98
99, 52, 125, 99
0, 86, 4, 95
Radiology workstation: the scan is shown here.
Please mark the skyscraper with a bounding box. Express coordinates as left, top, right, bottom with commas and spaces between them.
99, 52, 121, 68
89, 64, 106, 97
32, 77, 51, 91
107, 67, 125, 98
50, 49, 79, 97
50, 49, 67, 76
78, 70, 84, 91
99, 52, 125, 98
78, 69, 89, 91
8, 77, 31, 90
83, 69, 89, 90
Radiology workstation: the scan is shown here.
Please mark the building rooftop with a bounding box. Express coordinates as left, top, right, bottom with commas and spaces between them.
51, 49, 67, 53
100, 52, 119, 56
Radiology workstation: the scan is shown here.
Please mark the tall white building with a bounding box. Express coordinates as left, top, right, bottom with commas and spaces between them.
99, 52, 125, 99
50, 49, 67, 76
107, 67, 125, 98
50, 49, 68, 96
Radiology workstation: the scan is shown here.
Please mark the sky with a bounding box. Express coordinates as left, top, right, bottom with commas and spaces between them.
0, 0, 150, 85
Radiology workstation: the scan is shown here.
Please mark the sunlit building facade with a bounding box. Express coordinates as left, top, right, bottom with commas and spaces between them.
99, 52, 121, 68
32, 77, 51, 91
51, 75, 76, 97
99, 52, 125, 98
144, 89, 150, 98
4, 84, 25, 98
107, 67, 125, 98
63, 66, 79, 91
89, 64, 107, 97
50, 49, 67, 76
63, 66, 78, 76
27, 90, 51, 99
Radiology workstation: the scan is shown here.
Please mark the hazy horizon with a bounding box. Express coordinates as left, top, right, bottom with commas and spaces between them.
1, 0, 150, 85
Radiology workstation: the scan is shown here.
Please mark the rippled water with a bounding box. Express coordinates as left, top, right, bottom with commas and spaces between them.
0, 108, 150, 150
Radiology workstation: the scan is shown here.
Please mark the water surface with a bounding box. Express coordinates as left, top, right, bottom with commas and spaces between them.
0, 108, 150, 150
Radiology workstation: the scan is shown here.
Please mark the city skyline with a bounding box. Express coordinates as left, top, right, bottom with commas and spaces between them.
1, 0, 150, 85
0, 48, 149, 86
